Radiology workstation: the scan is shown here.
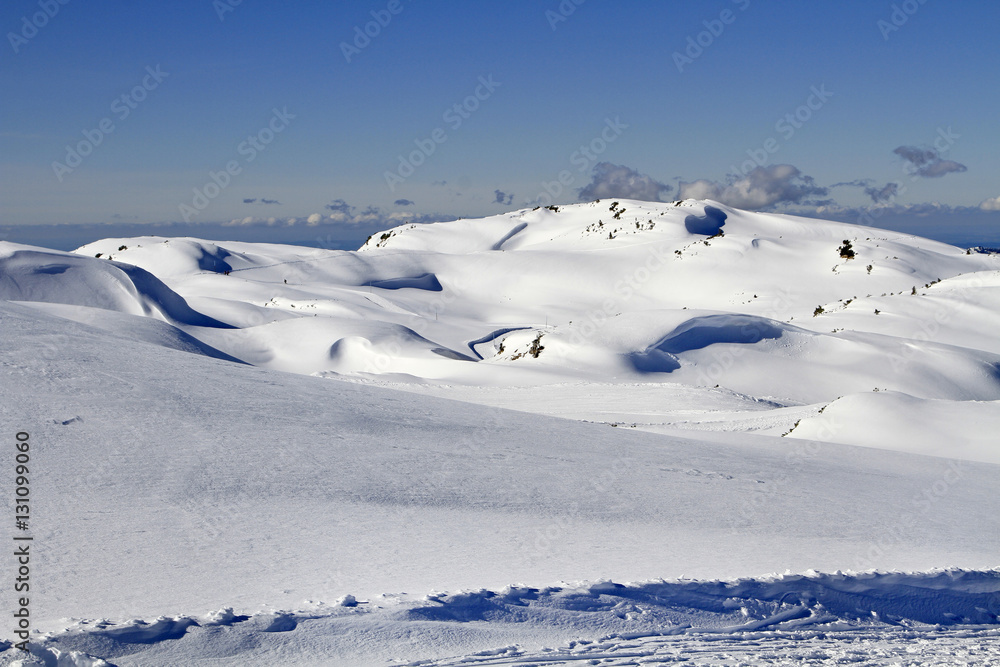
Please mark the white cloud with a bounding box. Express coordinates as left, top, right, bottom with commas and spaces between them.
675, 179, 723, 202
678, 165, 828, 210
578, 163, 672, 202
221, 201, 459, 229
980, 196, 1000, 211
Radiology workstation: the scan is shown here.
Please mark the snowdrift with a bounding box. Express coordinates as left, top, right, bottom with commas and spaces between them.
11, 570, 1000, 666
0, 243, 232, 328
3, 301, 999, 626
789, 391, 1000, 464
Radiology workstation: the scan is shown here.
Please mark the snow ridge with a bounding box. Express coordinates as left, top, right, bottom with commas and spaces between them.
15, 570, 1000, 666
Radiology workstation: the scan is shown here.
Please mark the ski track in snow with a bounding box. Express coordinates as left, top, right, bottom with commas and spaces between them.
423, 628, 1000, 667
6, 570, 1000, 666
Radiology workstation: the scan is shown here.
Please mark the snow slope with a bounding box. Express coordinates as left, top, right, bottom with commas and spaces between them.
1, 301, 998, 665
53, 199, 1000, 458
788, 391, 1000, 464
0, 243, 233, 329
2, 199, 999, 664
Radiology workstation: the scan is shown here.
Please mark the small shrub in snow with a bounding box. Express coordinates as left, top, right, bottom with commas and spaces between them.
781, 419, 801, 437
838, 240, 855, 259
529, 333, 545, 358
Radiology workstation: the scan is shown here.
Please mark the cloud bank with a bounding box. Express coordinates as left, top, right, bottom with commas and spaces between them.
224, 199, 455, 228
678, 164, 828, 209
980, 196, 1000, 212
578, 162, 672, 202
894, 145, 967, 178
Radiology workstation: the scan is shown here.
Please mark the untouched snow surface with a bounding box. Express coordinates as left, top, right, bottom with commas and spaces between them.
1, 200, 998, 664
61, 199, 1000, 449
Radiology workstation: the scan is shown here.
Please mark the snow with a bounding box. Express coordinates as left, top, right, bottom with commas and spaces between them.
1, 199, 998, 664
8, 563, 1000, 665
0, 243, 233, 329
789, 391, 1000, 464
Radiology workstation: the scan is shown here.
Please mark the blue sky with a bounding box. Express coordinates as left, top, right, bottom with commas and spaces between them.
2, 0, 998, 247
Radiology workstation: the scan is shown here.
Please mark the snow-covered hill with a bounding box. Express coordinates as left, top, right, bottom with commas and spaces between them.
59, 199, 1000, 460
2, 200, 998, 664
